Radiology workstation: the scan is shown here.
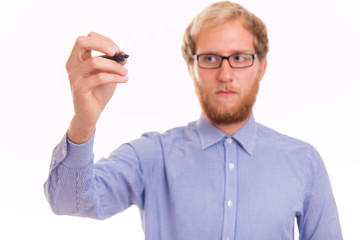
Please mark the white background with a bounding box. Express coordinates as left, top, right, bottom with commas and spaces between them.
0, 0, 359, 239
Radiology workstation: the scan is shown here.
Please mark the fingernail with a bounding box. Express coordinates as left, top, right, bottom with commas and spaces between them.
110, 46, 118, 56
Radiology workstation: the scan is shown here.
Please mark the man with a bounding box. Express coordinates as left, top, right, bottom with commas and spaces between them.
44, 1, 342, 239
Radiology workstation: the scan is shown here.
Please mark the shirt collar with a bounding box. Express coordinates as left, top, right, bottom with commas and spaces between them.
196, 115, 257, 155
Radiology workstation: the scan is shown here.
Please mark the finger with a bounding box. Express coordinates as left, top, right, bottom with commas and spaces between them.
71, 72, 128, 94
66, 32, 121, 71
83, 72, 128, 90
69, 56, 128, 81
77, 32, 120, 57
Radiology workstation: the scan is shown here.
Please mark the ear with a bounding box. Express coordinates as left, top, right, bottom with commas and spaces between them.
187, 61, 196, 81
259, 57, 267, 80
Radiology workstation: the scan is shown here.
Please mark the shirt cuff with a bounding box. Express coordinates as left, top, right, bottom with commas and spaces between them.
61, 133, 95, 169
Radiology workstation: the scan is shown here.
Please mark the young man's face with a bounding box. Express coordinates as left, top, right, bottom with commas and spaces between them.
190, 18, 267, 125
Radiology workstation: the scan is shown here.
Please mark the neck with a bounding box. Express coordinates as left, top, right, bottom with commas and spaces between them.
205, 113, 252, 136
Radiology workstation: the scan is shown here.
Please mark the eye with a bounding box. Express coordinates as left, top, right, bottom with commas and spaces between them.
203, 55, 217, 63
232, 54, 247, 62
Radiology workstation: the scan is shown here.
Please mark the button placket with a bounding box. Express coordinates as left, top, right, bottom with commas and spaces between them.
222, 137, 237, 240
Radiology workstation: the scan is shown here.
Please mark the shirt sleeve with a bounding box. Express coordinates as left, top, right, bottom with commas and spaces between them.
297, 147, 343, 239
43, 133, 148, 220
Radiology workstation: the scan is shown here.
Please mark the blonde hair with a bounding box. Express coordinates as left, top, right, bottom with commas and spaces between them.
182, 1, 269, 65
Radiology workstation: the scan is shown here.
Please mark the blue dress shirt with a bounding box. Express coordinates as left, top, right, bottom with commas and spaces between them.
44, 115, 342, 240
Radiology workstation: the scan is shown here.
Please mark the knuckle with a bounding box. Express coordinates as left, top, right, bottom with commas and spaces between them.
87, 57, 101, 69
87, 32, 97, 37
91, 72, 103, 83
65, 60, 70, 72
91, 73, 108, 86
75, 35, 86, 47
65, 58, 75, 72
96, 72, 107, 83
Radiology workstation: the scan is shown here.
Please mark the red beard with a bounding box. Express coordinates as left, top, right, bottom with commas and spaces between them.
194, 76, 260, 125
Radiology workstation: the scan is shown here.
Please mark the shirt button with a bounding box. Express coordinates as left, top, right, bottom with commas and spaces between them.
228, 163, 234, 170
226, 138, 233, 144
227, 200, 233, 207
62, 148, 67, 157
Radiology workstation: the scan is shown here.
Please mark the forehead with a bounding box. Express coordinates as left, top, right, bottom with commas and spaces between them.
195, 18, 254, 55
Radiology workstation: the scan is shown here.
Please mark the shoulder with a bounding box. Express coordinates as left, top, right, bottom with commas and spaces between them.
255, 123, 322, 164
256, 123, 315, 152
255, 123, 327, 184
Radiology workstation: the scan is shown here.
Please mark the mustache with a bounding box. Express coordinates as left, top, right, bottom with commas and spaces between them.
214, 85, 239, 93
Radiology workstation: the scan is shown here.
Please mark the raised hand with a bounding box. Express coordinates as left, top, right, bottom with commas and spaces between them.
66, 32, 128, 143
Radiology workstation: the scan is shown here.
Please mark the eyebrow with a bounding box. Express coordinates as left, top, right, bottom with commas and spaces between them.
197, 49, 255, 55
197, 51, 254, 56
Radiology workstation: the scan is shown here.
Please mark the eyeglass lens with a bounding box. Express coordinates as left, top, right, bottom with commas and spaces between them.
198, 54, 255, 69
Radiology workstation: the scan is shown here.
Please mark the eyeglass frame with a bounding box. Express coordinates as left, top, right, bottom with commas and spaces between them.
194, 53, 258, 69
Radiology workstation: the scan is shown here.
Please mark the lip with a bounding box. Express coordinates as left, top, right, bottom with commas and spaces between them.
216, 90, 237, 97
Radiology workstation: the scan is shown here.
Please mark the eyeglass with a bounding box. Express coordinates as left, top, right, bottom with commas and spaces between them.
194, 53, 257, 69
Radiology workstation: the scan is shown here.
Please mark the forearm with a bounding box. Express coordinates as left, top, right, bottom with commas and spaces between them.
44, 133, 147, 220
43, 134, 100, 218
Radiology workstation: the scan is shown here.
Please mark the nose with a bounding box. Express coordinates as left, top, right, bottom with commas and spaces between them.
217, 58, 233, 82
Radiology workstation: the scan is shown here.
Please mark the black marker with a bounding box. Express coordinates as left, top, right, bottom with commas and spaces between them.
100, 52, 129, 63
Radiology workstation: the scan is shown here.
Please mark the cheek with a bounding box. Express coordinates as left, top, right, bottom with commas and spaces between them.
194, 68, 215, 86
236, 67, 260, 86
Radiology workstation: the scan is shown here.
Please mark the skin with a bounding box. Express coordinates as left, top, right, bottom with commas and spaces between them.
66, 32, 128, 144
188, 18, 267, 136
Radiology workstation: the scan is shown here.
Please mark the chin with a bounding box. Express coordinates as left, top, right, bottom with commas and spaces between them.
203, 100, 253, 125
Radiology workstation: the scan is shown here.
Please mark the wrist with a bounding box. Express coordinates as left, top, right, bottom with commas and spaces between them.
67, 117, 96, 144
